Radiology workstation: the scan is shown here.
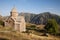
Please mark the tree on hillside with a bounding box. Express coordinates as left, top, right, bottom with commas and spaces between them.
44, 19, 58, 34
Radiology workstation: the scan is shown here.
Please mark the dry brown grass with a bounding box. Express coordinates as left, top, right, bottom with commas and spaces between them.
0, 31, 60, 40
0, 25, 60, 40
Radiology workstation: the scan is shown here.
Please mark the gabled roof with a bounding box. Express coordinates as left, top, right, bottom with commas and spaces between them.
4, 16, 15, 22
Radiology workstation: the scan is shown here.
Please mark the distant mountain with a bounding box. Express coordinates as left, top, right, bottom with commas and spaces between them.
19, 12, 60, 25
19, 12, 36, 22
31, 12, 60, 25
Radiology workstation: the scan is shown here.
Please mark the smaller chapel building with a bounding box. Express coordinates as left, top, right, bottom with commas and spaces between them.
5, 7, 26, 32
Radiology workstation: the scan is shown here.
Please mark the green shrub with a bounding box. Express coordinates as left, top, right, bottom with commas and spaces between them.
44, 19, 58, 34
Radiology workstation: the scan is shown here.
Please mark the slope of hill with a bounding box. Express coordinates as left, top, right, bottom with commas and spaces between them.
19, 12, 60, 25
0, 32, 60, 40
31, 12, 60, 25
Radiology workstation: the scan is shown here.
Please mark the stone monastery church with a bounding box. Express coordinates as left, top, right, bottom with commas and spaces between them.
5, 7, 26, 32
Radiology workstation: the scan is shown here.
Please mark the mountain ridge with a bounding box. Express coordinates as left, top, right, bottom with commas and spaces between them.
19, 12, 60, 25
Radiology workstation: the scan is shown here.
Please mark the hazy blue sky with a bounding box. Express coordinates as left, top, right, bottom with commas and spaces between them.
0, 0, 60, 16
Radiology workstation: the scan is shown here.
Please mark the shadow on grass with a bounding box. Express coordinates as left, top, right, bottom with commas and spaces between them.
0, 38, 9, 40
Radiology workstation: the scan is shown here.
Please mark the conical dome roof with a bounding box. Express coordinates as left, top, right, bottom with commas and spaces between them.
11, 7, 17, 12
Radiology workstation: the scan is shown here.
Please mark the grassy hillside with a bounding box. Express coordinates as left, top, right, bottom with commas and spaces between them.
0, 31, 60, 40
0, 27, 60, 40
